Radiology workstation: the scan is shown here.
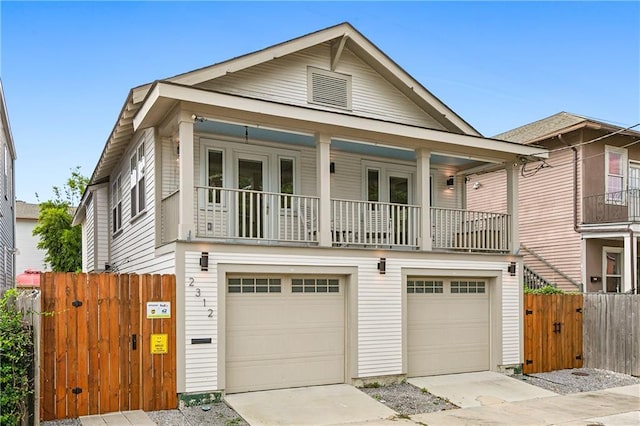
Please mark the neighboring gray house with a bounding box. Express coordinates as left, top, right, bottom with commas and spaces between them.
0, 80, 17, 293
74, 24, 547, 395
15, 201, 50, 276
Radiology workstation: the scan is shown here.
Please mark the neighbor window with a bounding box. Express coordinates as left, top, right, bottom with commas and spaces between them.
603, 247, 623, 293
130, 143, 146, 217
3, 145, 8, 198
605, 146, 627, 204
112, 176, 122, 234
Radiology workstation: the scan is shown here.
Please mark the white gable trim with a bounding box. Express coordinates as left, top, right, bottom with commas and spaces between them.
166, 23, 479, 136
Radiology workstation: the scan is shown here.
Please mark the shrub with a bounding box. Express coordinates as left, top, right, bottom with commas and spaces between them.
0, 290, 34, 426
524, 284, 565, 295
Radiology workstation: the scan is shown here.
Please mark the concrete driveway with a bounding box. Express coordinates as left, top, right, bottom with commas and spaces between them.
224, 384, 396, 426
408, 371, 558, 408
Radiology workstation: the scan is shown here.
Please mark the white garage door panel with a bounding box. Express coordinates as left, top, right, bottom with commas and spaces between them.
226, 285, 344, 393
408, 285, 490, 377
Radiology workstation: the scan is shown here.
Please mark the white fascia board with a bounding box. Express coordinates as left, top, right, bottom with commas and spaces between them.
134, 82, 548, 159
168, 26, 351, 86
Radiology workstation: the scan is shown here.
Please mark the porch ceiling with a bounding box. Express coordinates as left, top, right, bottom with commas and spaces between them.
194, 120, 485, 170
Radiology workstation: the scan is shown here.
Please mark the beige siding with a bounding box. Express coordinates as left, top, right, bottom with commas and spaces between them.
197, 43, 445, 130
110, 128, 173, 274
467, 148, 582, 290
94, 187, 110, 272
182, 249, 520, 392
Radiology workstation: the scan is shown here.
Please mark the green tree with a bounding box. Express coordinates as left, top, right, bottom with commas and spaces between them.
0, 290, 34, 426
33, 167, 88, 272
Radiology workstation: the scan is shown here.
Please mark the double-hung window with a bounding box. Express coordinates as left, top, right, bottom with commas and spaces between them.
112, 176, 122, 234
130, 144, 146, 217
605, 146, 627, 204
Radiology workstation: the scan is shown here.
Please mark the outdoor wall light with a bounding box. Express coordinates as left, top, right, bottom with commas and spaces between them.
200, 252, 209, 271
377, 257, 386, 274
446, 176, 455, 189
330, 162, 336, 173
508, 262, 516, 276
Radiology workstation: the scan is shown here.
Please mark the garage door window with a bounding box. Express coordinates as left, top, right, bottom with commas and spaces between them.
407, 280, 443, 294
292, 278, 340, 293
228, 278, 281, 293
450, 281, 485, 294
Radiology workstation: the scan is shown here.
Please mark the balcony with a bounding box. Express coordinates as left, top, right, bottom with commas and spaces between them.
160, 187, 511, 253
583, 189, 640, 224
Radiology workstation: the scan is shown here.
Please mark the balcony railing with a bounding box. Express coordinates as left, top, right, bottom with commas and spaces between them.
160, 190, 179, 243
195, 186, 319, 243
431, 207, 510, 252
330, 199, 420, 248
583, 189, 640, 223
163, 187, 512, 252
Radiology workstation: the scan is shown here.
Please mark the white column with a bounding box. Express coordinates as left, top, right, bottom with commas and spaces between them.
416, 149, 432, 251
623, 234, 633, 292
506, 161, 520, 255
178, 112, 195, 241
316, 133, 332, 247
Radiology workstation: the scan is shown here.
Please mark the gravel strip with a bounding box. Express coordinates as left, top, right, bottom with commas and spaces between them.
147, 403, 248, 426
510, 368, 640, 395
358, 382, 458, 416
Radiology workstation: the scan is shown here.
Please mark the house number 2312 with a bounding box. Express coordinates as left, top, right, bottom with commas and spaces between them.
187, 277, 214, 318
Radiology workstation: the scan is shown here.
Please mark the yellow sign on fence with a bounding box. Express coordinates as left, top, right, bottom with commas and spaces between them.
150, 334, 168, 354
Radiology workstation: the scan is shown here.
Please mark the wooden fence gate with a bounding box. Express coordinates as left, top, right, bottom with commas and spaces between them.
40, 272, 177, 421
523, 294, 583, 374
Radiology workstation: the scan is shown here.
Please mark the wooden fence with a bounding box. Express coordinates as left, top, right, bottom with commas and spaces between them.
583, 294, 639, 376
40, 272, 177, 421
523, 294, 583, 374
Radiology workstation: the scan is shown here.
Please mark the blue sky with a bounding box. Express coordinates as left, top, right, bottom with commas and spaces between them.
1, 1, 639, 203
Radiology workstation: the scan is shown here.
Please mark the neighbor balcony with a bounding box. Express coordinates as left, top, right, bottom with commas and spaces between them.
583, 189, 640, 224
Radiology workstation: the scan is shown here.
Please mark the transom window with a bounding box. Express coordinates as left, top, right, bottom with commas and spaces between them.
407, 280, 443, 294
228, 278, 282, 293
292, 278, 339, 293
451, 281, 486, 294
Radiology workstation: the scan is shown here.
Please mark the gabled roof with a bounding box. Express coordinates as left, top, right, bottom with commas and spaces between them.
16, 201, 40, 220
495, 112, 640, 144
166, 22, 480, 136
87, 22, 488, 190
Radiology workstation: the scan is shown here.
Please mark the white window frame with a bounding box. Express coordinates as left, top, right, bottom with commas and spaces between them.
362, 161, 414, 204
602, 246, 623, 293
4, 145, 8, 199
130, 142, 146, 218
605, 145, 627, 205
112, 176, 123, 235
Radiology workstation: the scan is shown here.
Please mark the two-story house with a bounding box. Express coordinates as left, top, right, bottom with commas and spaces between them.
74, 23, 546, 396
467, 112, 640, 294
0, 80, 17, 293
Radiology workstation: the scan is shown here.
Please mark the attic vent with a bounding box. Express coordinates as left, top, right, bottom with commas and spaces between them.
308, 67, 351, 110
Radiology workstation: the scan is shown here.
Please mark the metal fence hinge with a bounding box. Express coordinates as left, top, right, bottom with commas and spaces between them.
72, 300, 83, 308
576, 307, 582, 313
71, 387, 83, 394
525, 359, 533, 365
525, 310, 533, 315
576, 355, 582, 360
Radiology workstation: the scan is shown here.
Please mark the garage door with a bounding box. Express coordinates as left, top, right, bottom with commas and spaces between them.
226, 277, 345, 393
408, 278, 490, 376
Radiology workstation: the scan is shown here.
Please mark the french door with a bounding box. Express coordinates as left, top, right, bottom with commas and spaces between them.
237, 155, 268, 238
